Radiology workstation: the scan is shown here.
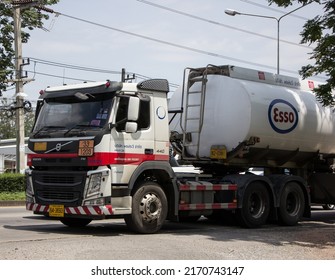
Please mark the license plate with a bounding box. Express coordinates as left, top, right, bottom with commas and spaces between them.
49, 205, 64, 217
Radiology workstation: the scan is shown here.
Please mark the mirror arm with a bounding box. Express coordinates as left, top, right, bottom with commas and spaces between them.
109, 118, 127, 129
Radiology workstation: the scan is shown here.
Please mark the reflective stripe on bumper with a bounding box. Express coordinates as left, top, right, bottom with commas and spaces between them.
26, 202, 113, 216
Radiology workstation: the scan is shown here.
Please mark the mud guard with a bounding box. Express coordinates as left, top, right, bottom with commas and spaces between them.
128, 161, 179, 221
222, 174, 275, 208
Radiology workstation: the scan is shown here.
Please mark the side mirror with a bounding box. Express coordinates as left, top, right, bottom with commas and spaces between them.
127, 96, 140, 121
125, 122, 138, 133
110, 95, 140, 132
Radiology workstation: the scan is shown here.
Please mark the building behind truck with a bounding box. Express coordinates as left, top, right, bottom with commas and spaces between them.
26, 64, 335, 233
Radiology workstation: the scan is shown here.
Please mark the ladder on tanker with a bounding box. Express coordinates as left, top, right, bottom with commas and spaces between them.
180, 65, 226, 160
180, 67, 207, 160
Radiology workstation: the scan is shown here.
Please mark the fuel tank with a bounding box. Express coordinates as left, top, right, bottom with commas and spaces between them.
169, 66, 335, 159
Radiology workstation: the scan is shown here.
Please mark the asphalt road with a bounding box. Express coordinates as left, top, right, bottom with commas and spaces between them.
0, 206, 335, 260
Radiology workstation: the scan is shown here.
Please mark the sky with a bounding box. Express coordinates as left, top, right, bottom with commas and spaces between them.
2, 0, 325, 105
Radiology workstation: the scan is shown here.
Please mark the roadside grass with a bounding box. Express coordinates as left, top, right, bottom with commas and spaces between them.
0, 191, 25, 201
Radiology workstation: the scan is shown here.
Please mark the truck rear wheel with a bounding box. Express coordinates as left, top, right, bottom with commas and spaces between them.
125, 182, 168, 234
236, 182, 270, 228
278, 182, 304, 226
60, 218, 92, 228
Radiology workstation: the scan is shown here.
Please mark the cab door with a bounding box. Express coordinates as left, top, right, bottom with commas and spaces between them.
110, 94, 154, 184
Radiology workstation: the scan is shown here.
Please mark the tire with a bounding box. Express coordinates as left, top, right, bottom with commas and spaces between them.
278, 182, 305, 226
125, 182, 168, 234
322, 204, 335, 210
236, 182, 270, 228
60, 218, 92, 228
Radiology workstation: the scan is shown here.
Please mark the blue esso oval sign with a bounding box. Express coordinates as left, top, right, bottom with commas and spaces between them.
268, 99, 299, 134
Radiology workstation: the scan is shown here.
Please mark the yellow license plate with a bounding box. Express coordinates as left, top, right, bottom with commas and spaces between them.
34, 142, 47, 151
210, 145, 227, 160
49, 205, 64, 217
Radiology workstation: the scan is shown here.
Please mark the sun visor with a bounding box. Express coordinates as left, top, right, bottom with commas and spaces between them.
42, 81, 123, 99
137, 79, 169, 93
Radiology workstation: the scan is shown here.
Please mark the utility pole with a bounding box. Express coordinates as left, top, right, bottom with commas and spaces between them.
11, 0, 49, 173
13, 3, 26, 174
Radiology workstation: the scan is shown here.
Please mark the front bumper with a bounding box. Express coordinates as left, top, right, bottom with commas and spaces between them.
26, 202, 114, 218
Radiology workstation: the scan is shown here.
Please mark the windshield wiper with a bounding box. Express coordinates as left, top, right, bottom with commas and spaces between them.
33, 125, 65, 138
64, 124, 102, 136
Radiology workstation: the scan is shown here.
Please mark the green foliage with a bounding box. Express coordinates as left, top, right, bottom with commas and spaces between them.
268, 0, 319, 7
0, 173, 25, 192
268, 0, 335, 107
0, 0, 59, 94
0, 191, 25, 201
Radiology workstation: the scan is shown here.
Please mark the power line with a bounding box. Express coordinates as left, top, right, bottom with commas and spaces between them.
56, 11, 302, 76
27, 58, 180, 88
239, 0, 310, 20
29, 57, 122, 75
25, 70, 96, 83
135, 0, 312, 50
4, 4, 325, 92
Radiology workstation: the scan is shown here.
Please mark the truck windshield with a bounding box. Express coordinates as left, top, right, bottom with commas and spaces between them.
32, 96, 113, 138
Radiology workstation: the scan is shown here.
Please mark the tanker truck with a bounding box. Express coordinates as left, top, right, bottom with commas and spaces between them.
25, 64, 335, 233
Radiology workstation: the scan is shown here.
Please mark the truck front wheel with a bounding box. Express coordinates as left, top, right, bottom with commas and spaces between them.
278, 182, 304, 226
125, 182, 168, 234
236, 182, 270, 228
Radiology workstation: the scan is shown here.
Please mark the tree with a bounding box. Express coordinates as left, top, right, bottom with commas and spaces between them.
0, 99, 16, 139
0, 0, 59, 96
0, 98, 35, 138
268, 0, 335, 107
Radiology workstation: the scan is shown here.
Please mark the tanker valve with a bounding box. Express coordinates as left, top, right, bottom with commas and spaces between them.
248, 136, 260, 145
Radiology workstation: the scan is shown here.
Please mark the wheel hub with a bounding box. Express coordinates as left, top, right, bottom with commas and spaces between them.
139, 192, 162, 222
249, 193, 265, 219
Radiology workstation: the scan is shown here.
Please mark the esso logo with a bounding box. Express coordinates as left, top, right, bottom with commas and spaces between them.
268, 99, 298, 134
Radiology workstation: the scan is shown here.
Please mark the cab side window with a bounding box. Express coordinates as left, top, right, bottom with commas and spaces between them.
115, 97, 128, 131
115, 96, 150, 132
138, 99, 150, 129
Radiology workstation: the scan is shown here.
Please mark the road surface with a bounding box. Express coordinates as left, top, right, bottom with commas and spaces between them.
0, 206, 334, 260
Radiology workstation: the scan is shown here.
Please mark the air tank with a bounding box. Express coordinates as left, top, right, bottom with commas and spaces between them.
169, 66, 335, 159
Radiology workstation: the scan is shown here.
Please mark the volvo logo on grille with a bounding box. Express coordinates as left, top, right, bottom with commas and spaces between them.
45, 141, 74, 154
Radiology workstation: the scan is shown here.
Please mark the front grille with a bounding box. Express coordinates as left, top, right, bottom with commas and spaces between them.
37, 175, 77, 186
36, 190, 79, 202
32, 170, 87, 206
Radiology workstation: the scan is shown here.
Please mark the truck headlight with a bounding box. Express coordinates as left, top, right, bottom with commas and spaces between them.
87, 172, 102, 196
